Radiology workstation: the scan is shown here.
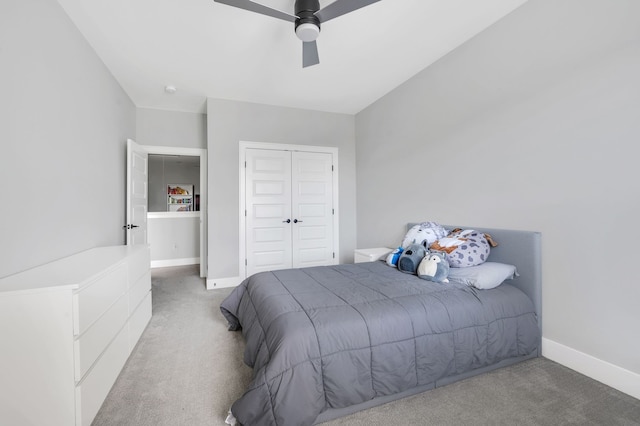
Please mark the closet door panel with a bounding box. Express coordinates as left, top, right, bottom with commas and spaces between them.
291, 151, 334, 268
246, 149, 293, 276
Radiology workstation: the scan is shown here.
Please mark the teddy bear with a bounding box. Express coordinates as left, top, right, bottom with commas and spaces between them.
417, 251, 450, 283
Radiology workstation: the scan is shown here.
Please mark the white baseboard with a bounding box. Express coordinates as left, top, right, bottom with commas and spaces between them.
206, 276, 242, 290
151, 258, 199, 268
542, 337, 640, 400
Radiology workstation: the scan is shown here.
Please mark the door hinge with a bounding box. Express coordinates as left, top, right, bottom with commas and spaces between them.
332, 208, 334, 215
333, 252, 335, 259
245, 161, 247, 168
245, 259, 247, 266
331, 165, 334, 171
245, 209, 247, 217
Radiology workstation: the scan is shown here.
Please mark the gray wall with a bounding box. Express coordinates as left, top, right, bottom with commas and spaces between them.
148, 216, 199, 262
136, 108, 207, 149
207, 98, 356, 279
355, 0, 640, 374
0, 0, 136, 278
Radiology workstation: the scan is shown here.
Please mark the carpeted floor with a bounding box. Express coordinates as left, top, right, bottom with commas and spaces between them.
92, 265, 640, 426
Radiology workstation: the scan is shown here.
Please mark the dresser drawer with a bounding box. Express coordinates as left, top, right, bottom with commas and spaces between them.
129, 270, 151, 313
73, 264, 127, 336
127, 246, 150, 287
75, 326, 129, 426
129, 292, 152, 351
74, 294, 128, 381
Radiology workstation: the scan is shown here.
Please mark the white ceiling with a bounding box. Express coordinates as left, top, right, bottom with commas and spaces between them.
56, 0, 528, 114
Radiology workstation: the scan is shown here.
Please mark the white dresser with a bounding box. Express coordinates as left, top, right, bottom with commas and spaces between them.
0, 245, 152, 426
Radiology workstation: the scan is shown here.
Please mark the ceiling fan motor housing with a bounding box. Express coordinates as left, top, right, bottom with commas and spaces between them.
294, 0, 321, 42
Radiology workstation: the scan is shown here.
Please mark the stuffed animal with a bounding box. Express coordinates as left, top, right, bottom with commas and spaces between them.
385, 247, 404, 268
398, 241, 428, 274
402, 222, 448, 249
430, 228, 496, 268
417, 251, 450, 283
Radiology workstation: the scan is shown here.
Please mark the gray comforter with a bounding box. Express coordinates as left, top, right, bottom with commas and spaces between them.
221, 261, 539, 426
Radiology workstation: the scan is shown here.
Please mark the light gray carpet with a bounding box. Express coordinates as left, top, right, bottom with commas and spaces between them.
92, 265, 252, 426
93, 265, 640, 426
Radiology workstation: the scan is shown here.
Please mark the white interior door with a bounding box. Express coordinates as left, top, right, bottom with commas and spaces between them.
291, 151, 334, 268
245, 149, 292, 276
126, 139, 148, 245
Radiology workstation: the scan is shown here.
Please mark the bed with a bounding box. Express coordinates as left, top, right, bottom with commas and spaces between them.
220, 225, 542, 426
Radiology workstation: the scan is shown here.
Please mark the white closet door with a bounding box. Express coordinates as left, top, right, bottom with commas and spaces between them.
291, 151, 334, 268
245, 149, 293, 276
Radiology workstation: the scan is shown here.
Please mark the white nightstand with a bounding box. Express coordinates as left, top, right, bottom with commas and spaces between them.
354, 247, 393, 263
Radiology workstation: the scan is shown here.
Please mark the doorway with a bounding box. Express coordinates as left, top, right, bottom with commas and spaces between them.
141, 145, 207, 278
148, 155, 200, 212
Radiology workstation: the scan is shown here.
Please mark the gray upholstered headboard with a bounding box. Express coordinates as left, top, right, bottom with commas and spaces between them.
407, 224, 542, 355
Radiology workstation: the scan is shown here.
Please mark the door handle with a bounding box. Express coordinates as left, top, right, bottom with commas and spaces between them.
123, 224, 140, 229
282, 219, 291, 223
293, 219, 303, 223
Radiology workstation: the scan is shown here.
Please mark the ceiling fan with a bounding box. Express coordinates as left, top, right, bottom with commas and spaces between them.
213, 0, 382, 67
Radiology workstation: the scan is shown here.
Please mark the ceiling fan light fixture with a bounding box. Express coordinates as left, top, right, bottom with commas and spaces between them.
295, 22, 320, 42
212, 0, 381, 68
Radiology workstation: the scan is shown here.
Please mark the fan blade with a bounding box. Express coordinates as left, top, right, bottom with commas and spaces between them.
213, 0, 296, 22
302, 41, 320, 68
315, 0, 381, 23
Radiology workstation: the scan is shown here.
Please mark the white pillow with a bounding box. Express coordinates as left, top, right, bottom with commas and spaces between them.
447, 262, 518, 289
